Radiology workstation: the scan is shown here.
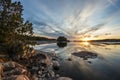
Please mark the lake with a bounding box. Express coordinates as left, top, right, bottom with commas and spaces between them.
33, 42, 120, 80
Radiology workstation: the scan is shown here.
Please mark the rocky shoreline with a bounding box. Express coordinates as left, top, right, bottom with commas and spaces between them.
0, 51, 72, 80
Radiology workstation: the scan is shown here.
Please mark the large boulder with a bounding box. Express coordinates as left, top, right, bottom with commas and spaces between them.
1, 61, 28, 80
30, 53, 51, 66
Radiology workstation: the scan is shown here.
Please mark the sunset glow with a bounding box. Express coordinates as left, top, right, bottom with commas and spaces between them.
82, 38, 91, 41
12, 0, 120, 40
1, 0, 120, 80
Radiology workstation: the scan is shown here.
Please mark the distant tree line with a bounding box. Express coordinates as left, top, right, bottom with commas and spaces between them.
22, 35, 56, 41
91, 39, 120, 42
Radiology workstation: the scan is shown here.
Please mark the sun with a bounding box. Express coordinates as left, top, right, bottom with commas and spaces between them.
82, 38, 90, 41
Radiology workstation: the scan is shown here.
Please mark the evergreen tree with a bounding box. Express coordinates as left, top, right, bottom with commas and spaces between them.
0, 0, 33, 59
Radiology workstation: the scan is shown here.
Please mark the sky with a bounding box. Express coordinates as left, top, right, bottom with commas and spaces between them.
12, 0, 120, 40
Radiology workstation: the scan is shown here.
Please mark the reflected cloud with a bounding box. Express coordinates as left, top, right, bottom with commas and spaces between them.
32, 41, 120, 80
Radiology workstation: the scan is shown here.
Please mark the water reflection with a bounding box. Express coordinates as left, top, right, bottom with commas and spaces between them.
57, 42, 67, 48
33, 42, 120, 80
82, 41, 90, 46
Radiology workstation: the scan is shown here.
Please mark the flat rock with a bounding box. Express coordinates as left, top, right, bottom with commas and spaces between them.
57, 77, 72, 80
16, 75, 29, 80
72, 51, 97, 60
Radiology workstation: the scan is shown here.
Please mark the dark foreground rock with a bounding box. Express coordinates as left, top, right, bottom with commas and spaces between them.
52, 61, 60, 70
0, 51, 72, 80
0, 61, 28, 80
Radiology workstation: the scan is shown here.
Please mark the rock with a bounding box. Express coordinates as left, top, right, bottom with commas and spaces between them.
0, 51, 74, 80
3, 61, 16, 69
3, 67, 27, 76
72, 51, 97, 60
56, 74, 60, 78
2, 75, 17, 80
31, 49, 35, 56
16, 75, 29, 80
88, 61, 92, 64
3, 61, 25, 69
0, 64, 3, 80
32, 66, 39, 70
49, 70, 55, 77
2, 62, 27, 76
1, 61, 28, 80
38, 78, 42, 80
57, 77, 72, 80
67, 58, 72, 61
30, 53, 51, 66
46, 73, 50, 78
41, 74, 46, 78
53, 53, 57, 57
40, 60, 47, 67
32, 75, 39, 80
38, 71, 42, 75
52, 61, 60, 70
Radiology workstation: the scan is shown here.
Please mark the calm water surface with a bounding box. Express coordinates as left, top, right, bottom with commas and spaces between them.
33, 42, 120, 80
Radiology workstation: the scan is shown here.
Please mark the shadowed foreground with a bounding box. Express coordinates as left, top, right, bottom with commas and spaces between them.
0, 51, 72, 80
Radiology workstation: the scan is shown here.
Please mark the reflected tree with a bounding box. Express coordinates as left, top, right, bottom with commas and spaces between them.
57, 42, 67, 48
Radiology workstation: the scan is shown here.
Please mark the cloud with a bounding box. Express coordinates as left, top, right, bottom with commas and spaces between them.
20, 0, 120, 39
107, 0, 118, 7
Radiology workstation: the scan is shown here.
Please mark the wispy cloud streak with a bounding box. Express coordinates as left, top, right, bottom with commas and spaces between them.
18, 0, 120, 39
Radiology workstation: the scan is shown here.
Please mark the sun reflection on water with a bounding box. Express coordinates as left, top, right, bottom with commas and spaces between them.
82, 41, 90, 46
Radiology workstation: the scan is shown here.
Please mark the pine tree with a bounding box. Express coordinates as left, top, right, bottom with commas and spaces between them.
0, 0, 33, 59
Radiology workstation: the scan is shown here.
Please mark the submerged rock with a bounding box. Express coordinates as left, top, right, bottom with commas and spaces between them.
72, 51, 97, 60
88, 61, 92, 64
67, 58, 72, 61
